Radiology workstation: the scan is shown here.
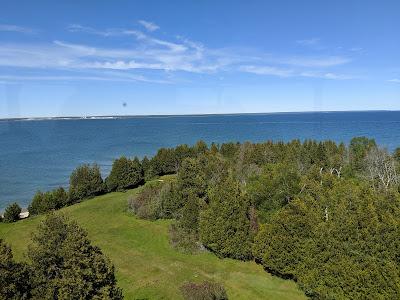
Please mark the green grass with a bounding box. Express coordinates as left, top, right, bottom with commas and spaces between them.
0, 179, 306, 300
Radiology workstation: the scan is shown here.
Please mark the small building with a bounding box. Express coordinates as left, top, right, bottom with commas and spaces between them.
19, 211, 30, 219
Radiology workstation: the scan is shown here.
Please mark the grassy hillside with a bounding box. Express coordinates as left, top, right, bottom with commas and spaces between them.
0, 179, 306, 300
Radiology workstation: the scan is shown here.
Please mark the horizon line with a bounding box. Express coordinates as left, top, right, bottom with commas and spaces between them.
1, 109, 399, 122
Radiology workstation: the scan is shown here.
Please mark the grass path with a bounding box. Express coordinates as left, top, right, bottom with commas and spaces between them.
0, 181, 306, 300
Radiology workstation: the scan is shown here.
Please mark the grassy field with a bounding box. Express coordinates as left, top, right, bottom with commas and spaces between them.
0, 179, 306, 300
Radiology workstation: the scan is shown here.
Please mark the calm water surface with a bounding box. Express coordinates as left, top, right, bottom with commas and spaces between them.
1, 111, 400, 209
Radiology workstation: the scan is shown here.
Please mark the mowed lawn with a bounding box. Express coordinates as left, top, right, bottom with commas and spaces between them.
0, 180, 306, 300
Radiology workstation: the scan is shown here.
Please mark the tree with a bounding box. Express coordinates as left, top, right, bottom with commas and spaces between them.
29, 187, 68, 215
106, 156, 143, 191
349, 137, 376, 173
253, 178, 400, 299
69, 164, 105, 201
247, 163, 301, 222
193, 140, 208, 156
28, 213, 123, 299
150, 148, 177, 175
394, 147, 400, 163
364, 146, 399, 190
0, 239, 31, 300
3, 203, 21, 223
199, 177, 254, 260
176, 158, 206, 198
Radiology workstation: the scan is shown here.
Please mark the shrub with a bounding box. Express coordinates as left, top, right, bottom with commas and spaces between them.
180, 281, 228, 300
169, 223, 200, 254
128, 183, 163, 220
106, 156, 143, 192
69, 164, 105, 201
3, 203, 21, 223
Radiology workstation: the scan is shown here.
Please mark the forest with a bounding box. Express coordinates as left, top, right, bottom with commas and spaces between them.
2, 137, 400, 299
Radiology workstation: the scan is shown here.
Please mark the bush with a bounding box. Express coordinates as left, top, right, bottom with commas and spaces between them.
169, 223, 200, 254
69, 164, 105, 201
3, 203, 21, 223
106, 156, 143, 191
128, 183, 163, 220
180, 281, 228, 300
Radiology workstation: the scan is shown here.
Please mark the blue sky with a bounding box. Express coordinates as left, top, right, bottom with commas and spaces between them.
0, 0, 399, 118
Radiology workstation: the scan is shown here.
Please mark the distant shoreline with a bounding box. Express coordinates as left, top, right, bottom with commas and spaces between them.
0, 109, 398, 122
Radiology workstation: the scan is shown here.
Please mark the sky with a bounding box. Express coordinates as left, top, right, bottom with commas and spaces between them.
0, 0, 399, 118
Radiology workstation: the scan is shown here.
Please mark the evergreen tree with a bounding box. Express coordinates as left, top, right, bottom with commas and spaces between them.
69, 164, 105, 201
3, 203, 21, 223
199, 177, 254, 260
0, 239, 31, 300
28, 213, 123, 299
106, 156, 143, 191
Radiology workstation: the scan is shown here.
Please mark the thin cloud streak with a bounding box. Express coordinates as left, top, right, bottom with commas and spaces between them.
242, 65, 353, 80
0, 73, 169, 84
138, 20, 159, 32
296, 38, 320, 46
0, 24, 36, 34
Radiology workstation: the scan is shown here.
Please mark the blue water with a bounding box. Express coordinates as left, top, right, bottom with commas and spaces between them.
1, 111, 400, 210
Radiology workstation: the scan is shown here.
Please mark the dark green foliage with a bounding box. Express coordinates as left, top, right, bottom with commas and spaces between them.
192, 140, 208, 156
158, 183, 184, 218
176, 158, 206, 198
394, 147, 400, 163
3, 203, 21, 223
0, 239, 31, 300
248, 163, 301, 221
106, 156, 143, 191
150, 148, 178, 175
177, 193, 201, 233
180, 281, 228, 300
253, 177, 400, 299
28, 187, 68, 215
69, 164, 105, 201
141, 156, 154, 181
219, 142, 239, 160
349, 136, 376, 173
169, 193, 203, 253
28, 213, 123, 299
199, 177, 254, 260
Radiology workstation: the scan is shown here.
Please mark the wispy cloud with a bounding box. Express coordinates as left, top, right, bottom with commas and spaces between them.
138, 20, 159, 32
388, 79, 400, 83
241, 65, 352, 80
0, 72, 168, 84
0, 24, 356, 84
0, 24, 36, 34
240, 65, 294, 77
296, 38, 320, 46
279, 56, 351, 68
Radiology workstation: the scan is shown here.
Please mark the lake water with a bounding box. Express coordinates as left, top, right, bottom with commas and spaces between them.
1, 111, 400, 210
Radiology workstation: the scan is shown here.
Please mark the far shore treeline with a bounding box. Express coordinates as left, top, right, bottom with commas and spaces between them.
2, 137, 400, 299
